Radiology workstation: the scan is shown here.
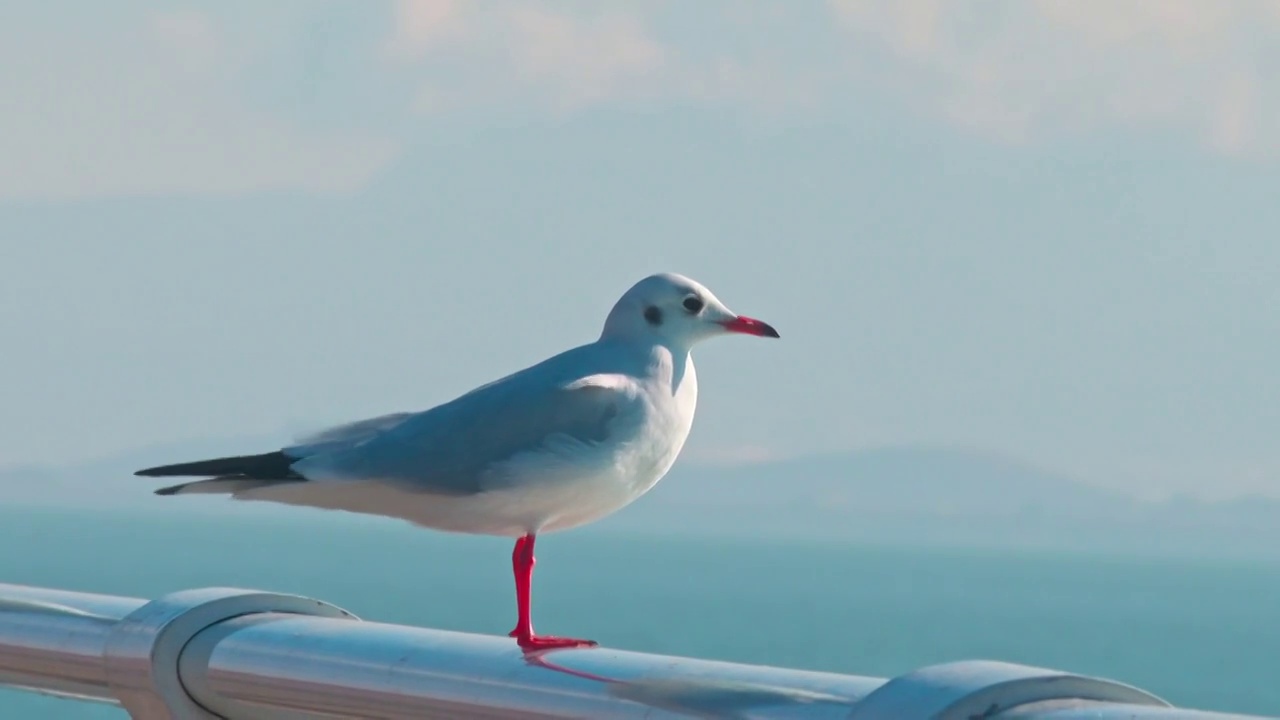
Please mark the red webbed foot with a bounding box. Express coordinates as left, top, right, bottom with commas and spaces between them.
515, 633, 598, 651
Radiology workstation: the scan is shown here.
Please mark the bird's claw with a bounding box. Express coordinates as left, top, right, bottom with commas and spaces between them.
514, 634, 598, 651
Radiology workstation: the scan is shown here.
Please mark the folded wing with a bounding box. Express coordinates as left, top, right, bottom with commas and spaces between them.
288, 371, 641, 496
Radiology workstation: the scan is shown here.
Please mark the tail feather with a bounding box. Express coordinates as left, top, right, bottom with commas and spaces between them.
135, 451, 302, 480
154, 476, 306, 497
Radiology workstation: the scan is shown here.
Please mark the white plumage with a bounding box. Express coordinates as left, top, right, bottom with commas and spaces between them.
137, 271, 778, 649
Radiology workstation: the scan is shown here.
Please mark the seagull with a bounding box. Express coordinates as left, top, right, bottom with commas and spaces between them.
135, 272, 779, 650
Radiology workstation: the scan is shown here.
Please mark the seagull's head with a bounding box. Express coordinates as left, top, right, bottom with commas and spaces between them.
600, 272, 780, 348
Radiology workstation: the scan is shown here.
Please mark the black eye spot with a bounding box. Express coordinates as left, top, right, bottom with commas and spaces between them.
644, 306, 663, 326
682, 296, 704, 314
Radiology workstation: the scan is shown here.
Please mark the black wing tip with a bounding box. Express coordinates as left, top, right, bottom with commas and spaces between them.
132, 451, 300, 480
134, 462, 203, 477
153, 483, 185, 496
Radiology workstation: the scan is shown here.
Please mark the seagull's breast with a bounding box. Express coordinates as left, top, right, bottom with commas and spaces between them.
623, 356, 698, 493
523, 351, 698, 533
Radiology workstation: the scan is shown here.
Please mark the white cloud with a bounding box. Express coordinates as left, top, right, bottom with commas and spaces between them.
381, 0, 1280, 156
826, 0, 1280, 155
384, 0, 460, 62
382, 0, 810, 116
0, 9, 397, 201
12, 1, 1280, 203
502, 7, 666, 112
385, 1, 670, 113
147, 8, 223, 71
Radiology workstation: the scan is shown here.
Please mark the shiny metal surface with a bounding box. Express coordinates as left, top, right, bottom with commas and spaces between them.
1003, 700, 1272, 719
0, 583, 142, 703
104, 587, 357, 719
0, 581, 1275, 719
180, 612, 887, 719
847, 659, 1170, 719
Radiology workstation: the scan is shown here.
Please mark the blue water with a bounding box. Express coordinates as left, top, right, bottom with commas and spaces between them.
2, 506, 1277, 717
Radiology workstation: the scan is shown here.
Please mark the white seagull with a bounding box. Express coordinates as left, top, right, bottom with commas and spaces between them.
136, 272, 779, 650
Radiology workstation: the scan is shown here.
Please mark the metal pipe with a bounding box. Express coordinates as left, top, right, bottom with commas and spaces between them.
0, 583, 143, 703
178, 612, 886, 719
0, 582, 1274, 720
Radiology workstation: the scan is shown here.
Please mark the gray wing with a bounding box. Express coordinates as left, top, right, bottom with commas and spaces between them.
286, 412, 416, 457
287, 371, 640, 495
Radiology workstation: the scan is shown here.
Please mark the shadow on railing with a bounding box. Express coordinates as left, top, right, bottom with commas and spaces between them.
0, 582, 1271, 719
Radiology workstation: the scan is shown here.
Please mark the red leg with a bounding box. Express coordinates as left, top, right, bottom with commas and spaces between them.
507, 535, 532, 638
506, 533, 597, 651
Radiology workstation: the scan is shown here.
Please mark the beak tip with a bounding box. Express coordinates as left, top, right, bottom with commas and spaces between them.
721, 315, 780, 338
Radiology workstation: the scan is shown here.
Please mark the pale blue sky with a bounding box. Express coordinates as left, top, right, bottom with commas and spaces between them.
1, 1, 1277, 499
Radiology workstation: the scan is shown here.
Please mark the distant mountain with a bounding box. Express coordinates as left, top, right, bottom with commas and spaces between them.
640, 445, 1129, 517
4, 442, 1279, 560
607, 446, 1280, 560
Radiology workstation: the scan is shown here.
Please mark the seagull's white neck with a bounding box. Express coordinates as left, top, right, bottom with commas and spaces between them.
591, 334, 694, 395
647, 343, 693, 395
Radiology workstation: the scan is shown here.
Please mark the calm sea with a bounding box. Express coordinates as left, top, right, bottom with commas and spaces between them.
1, 506, 1277, 717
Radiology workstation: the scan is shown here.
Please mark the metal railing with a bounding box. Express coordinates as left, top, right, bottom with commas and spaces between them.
0, 582, 1271, 719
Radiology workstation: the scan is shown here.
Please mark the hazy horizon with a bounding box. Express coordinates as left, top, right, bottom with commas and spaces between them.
9, 437, 1280, 565
3, 1, 1278, 503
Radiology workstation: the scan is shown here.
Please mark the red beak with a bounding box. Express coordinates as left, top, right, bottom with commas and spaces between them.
719, 315, 780, 338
